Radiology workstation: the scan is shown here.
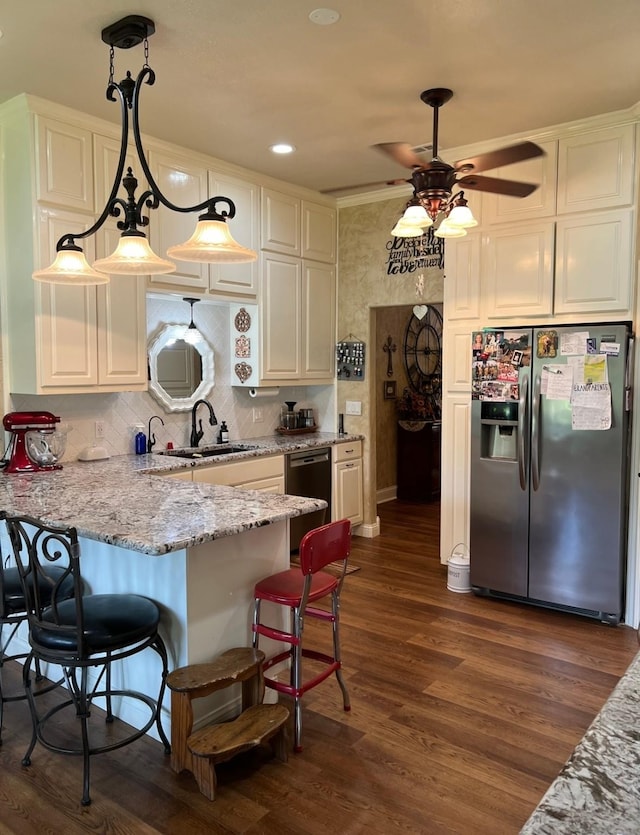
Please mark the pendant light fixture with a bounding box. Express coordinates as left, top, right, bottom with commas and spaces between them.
33, 15, 257, 285
182, 297, 204, 345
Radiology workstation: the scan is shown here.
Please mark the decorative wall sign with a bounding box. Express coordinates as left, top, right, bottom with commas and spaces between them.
234, 361, 252, 383
234, 307, 251, 333
385, 226, 444, 277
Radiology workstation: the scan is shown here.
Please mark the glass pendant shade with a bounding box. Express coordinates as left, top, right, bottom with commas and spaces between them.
167, 219, 257, 263
402, 204, 433, 227
391, 220, 424, 238
32, 248, 110, 285
447, 204, 478, 228
92, 234, 176, 275
183, 324, 203, 345
434, 219, 468, 239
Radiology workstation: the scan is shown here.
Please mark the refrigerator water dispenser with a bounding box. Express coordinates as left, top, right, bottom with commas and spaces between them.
480, 401, 518, 461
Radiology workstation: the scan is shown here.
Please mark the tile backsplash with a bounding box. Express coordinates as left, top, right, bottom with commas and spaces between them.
11, 294, 336, 461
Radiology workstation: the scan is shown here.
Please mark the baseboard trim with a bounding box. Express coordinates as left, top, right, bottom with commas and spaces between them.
353, 516, 380, 538
376, 486, 397, 504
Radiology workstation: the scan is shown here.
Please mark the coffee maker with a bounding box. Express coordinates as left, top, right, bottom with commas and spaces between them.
2, 411, 62, 473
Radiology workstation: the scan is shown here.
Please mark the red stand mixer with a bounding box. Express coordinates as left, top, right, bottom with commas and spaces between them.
2, 411, 65, 473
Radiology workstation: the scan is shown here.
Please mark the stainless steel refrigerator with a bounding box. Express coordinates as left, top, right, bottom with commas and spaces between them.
470, 322, 633, 624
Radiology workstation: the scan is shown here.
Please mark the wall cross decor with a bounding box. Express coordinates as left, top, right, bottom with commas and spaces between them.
383, 335, 397, 377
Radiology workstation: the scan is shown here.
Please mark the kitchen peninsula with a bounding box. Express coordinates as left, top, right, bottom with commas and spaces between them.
0, 441, 340, 736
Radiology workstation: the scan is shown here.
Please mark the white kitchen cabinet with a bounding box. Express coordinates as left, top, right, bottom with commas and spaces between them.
554, 209, 633, 315
443, 233, 481, 320
159, 469, 194, 481
208, 171, 260, 299
27, 208, 147, 393
147, 149, 209, 291
439, 395, 472, 565
482, 140, 558, 224
260, 253, 302, 380
191, 455, 285, 494
302, 200, 337, 263
302, 261, 336, 379
36, 115, 94, 212
557, 124, 635, 214
483, 221, 555, 320
261, 188, 302, 256
332, 441, 363, 526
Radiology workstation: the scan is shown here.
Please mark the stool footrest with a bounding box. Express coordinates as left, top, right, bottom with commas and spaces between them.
188, 703, 289, 763
166, 647, 265, 695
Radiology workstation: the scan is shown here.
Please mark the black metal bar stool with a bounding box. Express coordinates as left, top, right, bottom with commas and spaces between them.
1, 541, 74, 745
1, 512, 171, 805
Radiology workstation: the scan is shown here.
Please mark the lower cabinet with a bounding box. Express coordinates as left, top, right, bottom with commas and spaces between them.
332, 441, 363, 526
191, 455, 285, 494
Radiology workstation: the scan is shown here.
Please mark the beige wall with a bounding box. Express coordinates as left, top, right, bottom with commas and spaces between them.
337, 196, 444, 528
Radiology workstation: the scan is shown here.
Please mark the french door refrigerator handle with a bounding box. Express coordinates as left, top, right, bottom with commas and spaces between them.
531, 373, 541, 491
518, 373, 529, 490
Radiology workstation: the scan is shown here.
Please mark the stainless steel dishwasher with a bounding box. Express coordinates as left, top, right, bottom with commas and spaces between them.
285, 447, 331, 551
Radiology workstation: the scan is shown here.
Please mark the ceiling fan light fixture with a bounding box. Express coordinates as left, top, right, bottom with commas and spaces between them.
391, 219, 425, 238
402, 204, 433, 227
434, 219, 467, 239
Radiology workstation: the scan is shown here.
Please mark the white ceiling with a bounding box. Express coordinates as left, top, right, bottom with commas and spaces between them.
1, 0, 640, 197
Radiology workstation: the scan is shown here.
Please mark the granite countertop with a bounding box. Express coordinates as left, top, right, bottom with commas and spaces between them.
520, 649, 640, 834
0, 433, 360, 556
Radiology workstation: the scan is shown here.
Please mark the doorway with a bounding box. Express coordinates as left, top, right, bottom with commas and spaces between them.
373, 304, 443, 514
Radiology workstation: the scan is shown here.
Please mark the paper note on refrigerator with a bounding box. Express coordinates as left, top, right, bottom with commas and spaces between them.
560, 331, 590, 355
571, 382, 612, 430
544, 365, 573, 400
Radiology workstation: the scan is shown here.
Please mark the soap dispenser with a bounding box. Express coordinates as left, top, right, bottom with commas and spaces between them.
134, 424, 147, 455
219, 421, 229, 443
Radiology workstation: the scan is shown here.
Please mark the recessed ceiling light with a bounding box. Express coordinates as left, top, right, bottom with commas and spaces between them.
309, 8, 341, 25
270, 143, 296, 155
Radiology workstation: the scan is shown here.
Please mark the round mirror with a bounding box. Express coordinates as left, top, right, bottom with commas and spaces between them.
148, 323, 215, 412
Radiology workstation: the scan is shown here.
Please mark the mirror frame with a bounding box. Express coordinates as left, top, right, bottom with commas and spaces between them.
148, 323, 215, 412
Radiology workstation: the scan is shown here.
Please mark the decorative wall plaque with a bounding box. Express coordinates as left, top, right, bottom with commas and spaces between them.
234, 361, 252, 383
234, 307, 251, 333
235, 335, 251, 358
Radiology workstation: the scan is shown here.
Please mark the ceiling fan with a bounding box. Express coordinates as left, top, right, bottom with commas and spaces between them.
328, 88, 544, 236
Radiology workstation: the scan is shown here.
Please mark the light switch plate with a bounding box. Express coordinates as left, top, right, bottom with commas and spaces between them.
345, 400, 362, 415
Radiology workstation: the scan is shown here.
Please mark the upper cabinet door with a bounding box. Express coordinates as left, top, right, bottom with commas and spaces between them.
93, 133, 147, 214
260, 252, 302, 379
557, 124, 635, 214
482, 140, 558, 224
36, 117, 94, 213
208, 171, 259, 298
483, 221, 555, 320
261, 188, 301, 256
302, 201, 337, 263
147, 149, 209, 290
301, 261, 336, 379
443, 233, 481, 320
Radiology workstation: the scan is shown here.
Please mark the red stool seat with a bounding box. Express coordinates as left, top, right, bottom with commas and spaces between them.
252, 519, 352, 752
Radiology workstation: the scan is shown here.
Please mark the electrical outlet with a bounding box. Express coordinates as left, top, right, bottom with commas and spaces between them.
345, 400, 362, 416
252, 408, 264, 423
95, 420, 105, 439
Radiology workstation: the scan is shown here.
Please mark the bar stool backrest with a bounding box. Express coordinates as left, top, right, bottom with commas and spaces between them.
298, 518, 351, 583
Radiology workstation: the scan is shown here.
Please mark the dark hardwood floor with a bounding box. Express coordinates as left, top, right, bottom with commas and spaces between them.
1, 500, 638, 834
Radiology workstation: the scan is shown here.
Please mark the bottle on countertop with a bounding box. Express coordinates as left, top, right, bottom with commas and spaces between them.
134, 424, 147, 455
219, 421, 229, 443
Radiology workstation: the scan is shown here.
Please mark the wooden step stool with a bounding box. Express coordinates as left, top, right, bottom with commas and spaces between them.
166, 647, 289, 800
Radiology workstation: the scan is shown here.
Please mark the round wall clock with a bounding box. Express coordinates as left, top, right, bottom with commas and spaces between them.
402, 305, 443, 394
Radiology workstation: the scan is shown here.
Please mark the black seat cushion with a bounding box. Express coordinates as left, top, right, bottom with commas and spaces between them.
2, 566, 74, 618
31, 594, 161, 654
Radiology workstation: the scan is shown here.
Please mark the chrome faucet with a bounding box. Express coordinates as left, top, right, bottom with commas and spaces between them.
190, 399, 217, 447
147, 415, 165, 453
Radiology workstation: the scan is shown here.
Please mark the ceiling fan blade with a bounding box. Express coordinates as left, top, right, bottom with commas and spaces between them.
321, 178, 410, 195
457, 174, 538, 198
455, 141, 544, 174
373, 142, 427, 169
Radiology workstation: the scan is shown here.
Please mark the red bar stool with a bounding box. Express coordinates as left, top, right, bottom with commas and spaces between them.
251, 519, 352, 752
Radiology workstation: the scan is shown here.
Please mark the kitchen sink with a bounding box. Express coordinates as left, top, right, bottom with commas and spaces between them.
160, 445, 259, 460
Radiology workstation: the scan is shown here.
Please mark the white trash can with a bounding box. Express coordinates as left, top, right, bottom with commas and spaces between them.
447, 544, 471, 593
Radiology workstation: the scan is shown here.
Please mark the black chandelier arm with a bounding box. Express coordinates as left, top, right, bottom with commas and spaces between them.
53, 81, 131, 252
129, 66, 237, 221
